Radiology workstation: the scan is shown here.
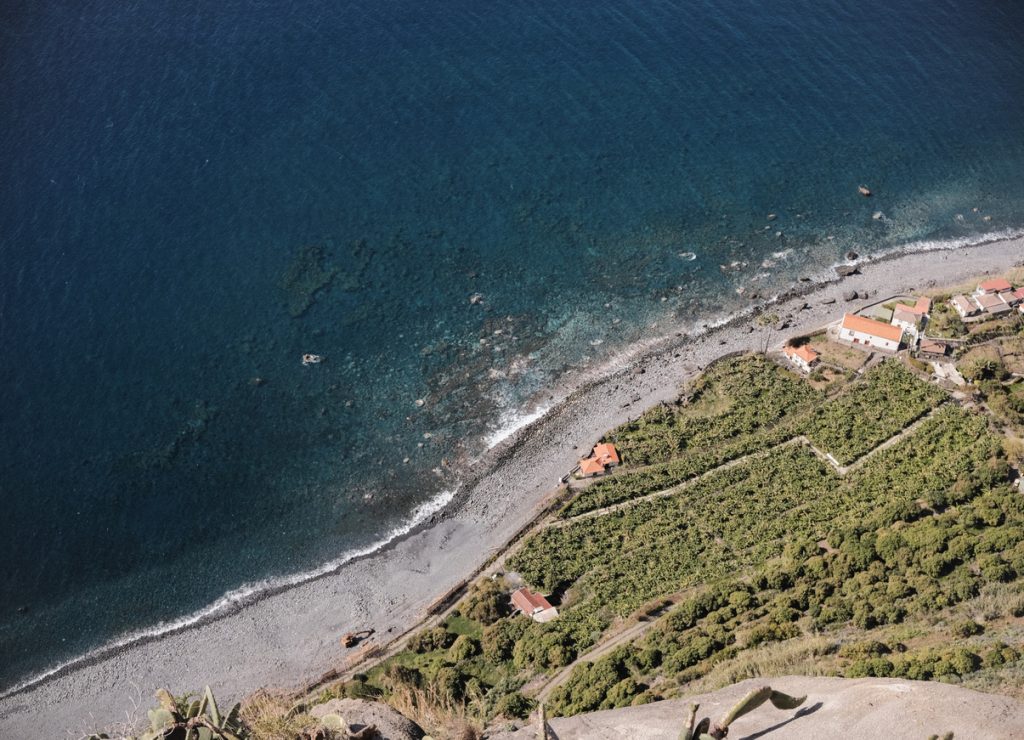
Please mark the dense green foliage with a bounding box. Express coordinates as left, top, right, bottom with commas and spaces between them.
609, 355, 820, 466
564, 355, 821, 516
542, 405, 1024, 716
564, 359, 946, 517
801, 361, 946, 465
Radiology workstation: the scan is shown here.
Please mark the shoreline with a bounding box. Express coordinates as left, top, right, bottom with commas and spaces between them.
3, 234, 1024, 737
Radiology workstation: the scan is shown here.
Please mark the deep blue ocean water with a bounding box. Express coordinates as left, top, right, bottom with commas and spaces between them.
1, 0, 1023, 689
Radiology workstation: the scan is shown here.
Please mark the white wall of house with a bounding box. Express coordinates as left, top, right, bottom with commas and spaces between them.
838, 326, 900, 352
786, 354, 811, 373
892, 318, 919, 338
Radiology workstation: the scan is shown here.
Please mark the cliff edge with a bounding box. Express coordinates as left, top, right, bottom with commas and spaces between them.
489, 676, 1024, 739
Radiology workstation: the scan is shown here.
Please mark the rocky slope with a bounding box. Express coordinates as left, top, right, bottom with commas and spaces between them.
489, 676, 1024, 739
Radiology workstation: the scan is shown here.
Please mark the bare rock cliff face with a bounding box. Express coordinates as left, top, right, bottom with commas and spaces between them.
488, 676, 1024, 739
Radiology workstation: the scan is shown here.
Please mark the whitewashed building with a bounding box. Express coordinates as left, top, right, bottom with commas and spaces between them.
891, 306, 923, 339
783, 344, 820, 373
975, 292, 1012, 316
838, 313, 903, 353
976, 278, 1013, 296
951, 295, 980, 319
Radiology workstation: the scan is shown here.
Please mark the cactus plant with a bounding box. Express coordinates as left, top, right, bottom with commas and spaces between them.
681, 686, 806, 740
117, 685, 250, 740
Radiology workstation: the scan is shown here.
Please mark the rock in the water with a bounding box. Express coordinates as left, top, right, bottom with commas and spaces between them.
845, 250, 859, 260
835, 265, 860, 277
843, 290, 859, 302
858, 184, 872, 196
767, 213, 777, 221
872, 211, 884, 221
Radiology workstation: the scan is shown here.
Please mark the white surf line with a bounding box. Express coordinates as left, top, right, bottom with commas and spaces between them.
0, 486, 458, 700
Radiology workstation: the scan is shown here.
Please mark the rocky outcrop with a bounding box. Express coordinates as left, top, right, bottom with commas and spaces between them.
488, 676, 1024, 740
310, 698, 424, 740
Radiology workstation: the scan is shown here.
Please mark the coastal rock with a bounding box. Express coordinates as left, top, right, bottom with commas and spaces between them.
872, 211, 885, 221
822, 297, 836, 305
469, 293, 484, 305
845, 250, 859, 260
310, 698, 424, 740
843, 290, 859, 302
834, 265, 860, 277
858, 184, 872, 196
767, 213, 777, 221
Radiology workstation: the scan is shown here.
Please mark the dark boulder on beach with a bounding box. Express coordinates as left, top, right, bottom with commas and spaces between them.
835, 265, 860, 277
822, 297, 836, 305
843, 290, 859, 302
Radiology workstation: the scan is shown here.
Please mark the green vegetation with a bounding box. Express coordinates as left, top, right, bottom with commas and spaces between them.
926, 298, 968, 339
542, 405, 1022, 716
329, 352, 1024, 731
802, 361, 946, 465
88, 686, 249, 740
564, 355, 821, 516
608, 355, 820, 466
565, 358, 944, 517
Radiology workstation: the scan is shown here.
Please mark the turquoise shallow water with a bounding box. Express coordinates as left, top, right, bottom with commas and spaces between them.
1, 0, 1023, 689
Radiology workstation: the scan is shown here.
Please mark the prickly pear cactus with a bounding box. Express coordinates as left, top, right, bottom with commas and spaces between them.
681, 686, 806, 740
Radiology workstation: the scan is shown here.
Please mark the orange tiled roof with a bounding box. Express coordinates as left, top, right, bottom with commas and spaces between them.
892, 306, 921, 326
841, 313, 903, 343
592, 442, 620, 466
907, 296, 931, 315
976, 293, 1009, 311
951, 295, 977, 314
579, 457, 607, 475
978, 278, 1012, 293
511, 587, 552, 614
784, 345, 819, 363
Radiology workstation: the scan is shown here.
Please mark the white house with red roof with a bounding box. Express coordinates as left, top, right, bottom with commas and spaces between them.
951, 294, 981, 319
783, 344, 820, 373
976, 278, 1013, 296
891, 305, 924, 339
575, 442, 620, 478
511, 587, 559, 622
976, 292, 1012, 316
838, 313, 903, 353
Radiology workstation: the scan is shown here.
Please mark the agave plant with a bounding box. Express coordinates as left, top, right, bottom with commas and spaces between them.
681, 685, 806, 740
89, 685, 248, 740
